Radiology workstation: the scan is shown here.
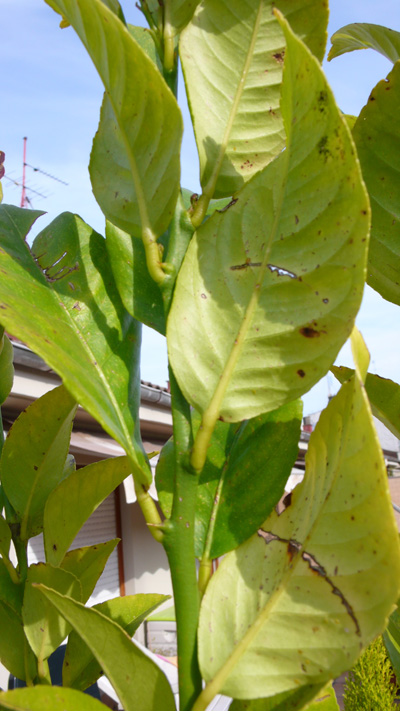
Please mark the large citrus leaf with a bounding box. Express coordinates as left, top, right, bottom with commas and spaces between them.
44, 456, 132, 566
332, 366, 400, 439
157, 402, 302, 558
0, 208, 150, 485
0, 334, 14, 405
37, 586, 176, 711
0, 385, 76, 540
180, 0, 328, 203
23, 564, 81, 662
64, 593, 169, 690
168, 14, 369, 429
0, 687, 106, 711
351, 61, 400, 305
197, 371, 400, 701
45, 0, 182, 282
328, 23, 400, 64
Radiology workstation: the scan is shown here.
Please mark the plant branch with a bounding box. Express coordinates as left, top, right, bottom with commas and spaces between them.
163, 368, 202, 711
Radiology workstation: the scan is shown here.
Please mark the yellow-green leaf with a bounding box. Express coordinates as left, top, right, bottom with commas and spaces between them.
197, 372, 400, 701
36, 586, 176, 711
168, 13, 369, 435
0, 687, 105, 711
328, 23, 400, 64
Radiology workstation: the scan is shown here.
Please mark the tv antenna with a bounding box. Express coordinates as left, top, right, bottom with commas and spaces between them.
5, 137, 68, 208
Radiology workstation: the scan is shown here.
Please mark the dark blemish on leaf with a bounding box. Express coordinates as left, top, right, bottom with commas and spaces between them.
301, 664, 307, 673
230, 260, 261, 271
33, 465, 38, 471
295, 215, 299, 224
68, 282, 75, 290
318, 90, 328, 112
297, 369, 306, 378
302, 551, 360, 636
273, 50, 285, 64
323, 298, 329, 304
334, 566, 338, 576
53, 544, 57, 551
72, 302, 81, 311
361, 209, 367, 215
300, 326, 320, 338
217, 197, 238, 213
318, 136, 330, 161
201, 293, 207, 299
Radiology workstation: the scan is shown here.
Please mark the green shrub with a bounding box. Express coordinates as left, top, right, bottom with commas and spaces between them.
344, 637, 399, 711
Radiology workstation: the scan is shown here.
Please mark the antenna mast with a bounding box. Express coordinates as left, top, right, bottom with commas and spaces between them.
20, 137, 28, 208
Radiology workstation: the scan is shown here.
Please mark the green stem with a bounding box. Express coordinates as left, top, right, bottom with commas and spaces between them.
163, 369, 202, 711
37, 657, 51, 685
134, 478, 164, 543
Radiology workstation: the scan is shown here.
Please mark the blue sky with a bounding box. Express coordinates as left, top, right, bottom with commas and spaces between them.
1, 0, 399, 414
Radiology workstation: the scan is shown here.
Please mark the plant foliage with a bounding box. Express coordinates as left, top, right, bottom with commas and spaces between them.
0, 2, 399, 711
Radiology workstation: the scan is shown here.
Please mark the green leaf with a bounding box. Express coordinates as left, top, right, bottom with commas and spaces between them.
351, 61, 400, 305
60, 541, 119, 603
0, 385, 76, 540
0, 335, 14, 405
44, 0, 183, 282
168, 0, 201, 35
168, 13, 369, 427
180, 0, 328, 200
0, 559, 23, 614
45, 0, 182, 262
229, 683, 338, 710
37, 585, 176, 711
328, 23, 400, 64
106, 192, 194, 333
0, 515, 11, 560
350, 326, 370, 383
383, 603, 400, 680
64, 593, 169, 690
127, 25, 163, 72
100, 0, 125, 23
44, 456, 132, 566
331, 367, 400, 440
0, 208, 150, 486
0, 687, 106, 711
23, 564, 81, 661
0, 602, 37, 682
157, 402, 302, 558
197, 372, 400, 700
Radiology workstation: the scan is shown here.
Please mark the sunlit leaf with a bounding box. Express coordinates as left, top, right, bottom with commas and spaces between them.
168, 13, 369, 424
0, 687, 105, 711
351, 62, 400, 305
127, 25, 163, 72
331, 367, 400, 440
328, 23, 400, 63
23, 564, 81, 661
180, 0, 328, 200
44, 456, 132, 565
64, 593, 169, 690
37, 585, 176, 711
197, 372, 400, 700
0, 208, 150, 485
157, 402, 302, 558
0, 385, 76, 540
44, 0, 182, 263
60, 541, 119, 603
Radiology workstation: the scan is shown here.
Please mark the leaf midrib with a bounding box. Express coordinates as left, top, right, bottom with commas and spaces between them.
201, 0, 265, 201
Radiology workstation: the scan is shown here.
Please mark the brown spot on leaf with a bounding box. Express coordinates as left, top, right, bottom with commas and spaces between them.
300, 326, 320, 338
273, 51, 285, 64
297, 369, 306, 378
